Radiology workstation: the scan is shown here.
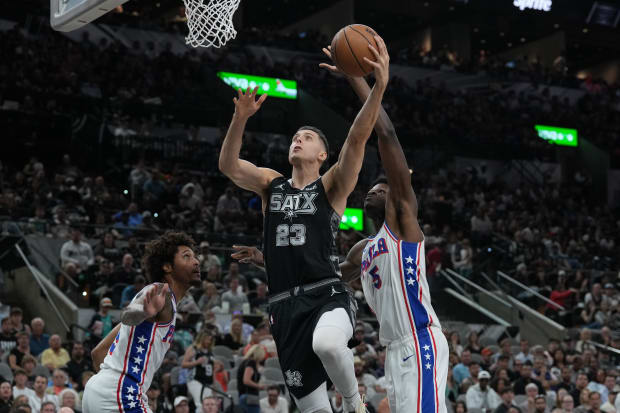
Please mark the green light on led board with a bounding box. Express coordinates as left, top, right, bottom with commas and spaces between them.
217, 71, 297, 99
534, 125, 578, 147
340, 208, 363, 231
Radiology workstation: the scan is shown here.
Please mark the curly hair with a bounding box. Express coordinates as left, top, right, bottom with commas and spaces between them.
141, 231, 196, 283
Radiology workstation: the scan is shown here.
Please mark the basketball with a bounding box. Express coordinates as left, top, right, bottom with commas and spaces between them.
330, 24, 380, 77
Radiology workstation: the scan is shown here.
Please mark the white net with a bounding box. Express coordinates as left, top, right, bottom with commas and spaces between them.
183, 0, 241, 48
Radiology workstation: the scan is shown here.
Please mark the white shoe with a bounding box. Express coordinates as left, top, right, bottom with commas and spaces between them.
355, 394, 367, 413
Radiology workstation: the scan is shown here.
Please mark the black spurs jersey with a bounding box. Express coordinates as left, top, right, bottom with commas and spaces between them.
263, 176, 342, 295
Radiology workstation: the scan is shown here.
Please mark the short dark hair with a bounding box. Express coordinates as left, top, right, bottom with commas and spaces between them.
297, 126, 329, 162
267, 385, 280, 393
40, 401, 56, 410
371, 175, 388, 188
142, 231, 196, 283
523, 360, 533, 367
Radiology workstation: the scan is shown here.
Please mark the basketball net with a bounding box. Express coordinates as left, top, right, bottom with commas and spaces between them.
183, 0, 240, 48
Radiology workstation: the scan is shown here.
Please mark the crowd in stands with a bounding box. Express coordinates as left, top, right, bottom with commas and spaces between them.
0, 8, 619, 413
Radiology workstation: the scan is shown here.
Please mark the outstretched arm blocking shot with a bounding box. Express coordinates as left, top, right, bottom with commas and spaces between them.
322, 35, 391, 216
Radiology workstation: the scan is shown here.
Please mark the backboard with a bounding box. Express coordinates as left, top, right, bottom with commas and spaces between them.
50, 0, 129, 32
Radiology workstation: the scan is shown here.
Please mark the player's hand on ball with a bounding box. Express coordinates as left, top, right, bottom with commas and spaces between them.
143, 283, 169, 318
365, 35, 390, 90
233, 86, 267, 119
231, 245, 264, 266
319, 46, 343, 75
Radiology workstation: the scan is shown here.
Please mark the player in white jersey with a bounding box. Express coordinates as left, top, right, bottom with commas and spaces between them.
325, 54, 448, 413
83, 232, 201, 413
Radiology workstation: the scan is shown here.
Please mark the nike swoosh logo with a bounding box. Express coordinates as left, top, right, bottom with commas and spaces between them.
403, 354, 414, 362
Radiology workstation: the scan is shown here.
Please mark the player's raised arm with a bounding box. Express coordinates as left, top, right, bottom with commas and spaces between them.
320, 46, 422, 242
120, 283, 169, 326
91, 322, 121, 372
218, 87, 282, 195
322, 35, 390, 215
340, 239, 368, 283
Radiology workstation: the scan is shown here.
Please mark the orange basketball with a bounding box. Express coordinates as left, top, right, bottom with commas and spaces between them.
330, 24, 380, 77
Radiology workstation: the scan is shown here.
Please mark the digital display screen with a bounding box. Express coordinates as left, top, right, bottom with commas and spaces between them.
217, 72, 297, 99
534, 124, 578, 147
340, 208, 363, 231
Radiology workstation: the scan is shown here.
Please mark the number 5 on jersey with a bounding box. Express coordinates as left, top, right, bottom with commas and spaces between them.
276, 224, 306, 246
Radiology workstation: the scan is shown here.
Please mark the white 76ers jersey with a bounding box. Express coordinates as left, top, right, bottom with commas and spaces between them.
360, 223, 441, 346
100, 283, 177, 411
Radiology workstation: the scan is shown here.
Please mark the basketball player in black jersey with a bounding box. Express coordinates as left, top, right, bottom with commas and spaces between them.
219, 36, 390, 413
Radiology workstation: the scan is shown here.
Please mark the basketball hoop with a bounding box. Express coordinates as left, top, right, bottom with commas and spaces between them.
183, 0, 241, 48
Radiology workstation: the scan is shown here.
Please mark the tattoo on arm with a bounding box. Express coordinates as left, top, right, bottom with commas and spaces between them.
120, 308, 149, 326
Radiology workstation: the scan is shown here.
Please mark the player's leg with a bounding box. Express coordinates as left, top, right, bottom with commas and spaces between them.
431, 327, 450, 413
385, 338, 419, 413
312, 307, 361, 412
292, 382, 332, 413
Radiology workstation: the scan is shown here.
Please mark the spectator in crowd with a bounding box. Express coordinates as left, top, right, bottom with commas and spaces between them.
28, 375, 58, 412
514, 361, 544, 395
40, 401, 57, 413
221, 277, 248, 313
12, 369, 34, 400
88, 297, 116, 341
516, 340, 533, 364
455, 400, 468, 413
454, 349, 473, 385
201, 396, 219, 413
449, 332, 464, 357
29, 318, 49, 357
94, 232, 122, 263
66, 342, 92, 387
354, 357, 378, 400
561, 394, 575, 413
112, 202, 143, 230
173, 396, 189, 413
0, 318, 16, 355
8, 332, 31, 371
60, 227, 94, 271
41, 335, 70, 371
9, 308, 31, 336
215, 187, 242, 233
573, 373, 591, 403
588, 370, 608, 402
197, 282, 221, 312
112, 253, 138, 285
0, 380, 12, 412
495, 387, 516, 413
518, 383, 540, 413
600, 386, 617, 413
250, 282, 268, 313
198, 242, 221, 283
219, 318, 244, 351
588, 392, 602, 413
58, 388, 80, 412
467, 370, 502, 411
241, 325, 268, 357
120, 275, 146, 308
46, 369, 68, 396
237, 345, 265, 413
181, 330, 216, 406
534, 394, 548, 413
259, 385, 288, 413
146, 381, 164, 413
352, 326, 377, 361
465, 331, 483, 354
20, 355, 37, 384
